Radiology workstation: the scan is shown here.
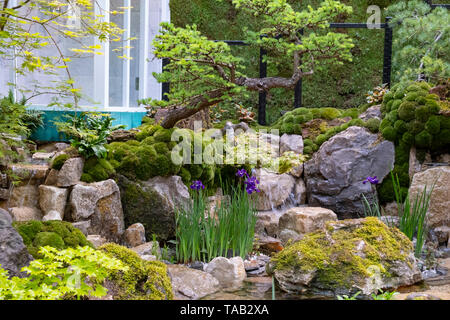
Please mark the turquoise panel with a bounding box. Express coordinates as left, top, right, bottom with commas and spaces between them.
31, 110, 146, 142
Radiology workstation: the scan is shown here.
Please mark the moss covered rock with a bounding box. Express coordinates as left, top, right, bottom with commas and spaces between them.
100, 243, 173, 300
13, 220, 92, 258
267, 217, 421, 298
116, 174, 191, 241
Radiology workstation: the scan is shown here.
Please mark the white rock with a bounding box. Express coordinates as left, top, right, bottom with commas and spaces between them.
205, 256, 246, 288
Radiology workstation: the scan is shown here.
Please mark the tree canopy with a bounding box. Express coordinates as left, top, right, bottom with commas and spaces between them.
151, 0, 354, 128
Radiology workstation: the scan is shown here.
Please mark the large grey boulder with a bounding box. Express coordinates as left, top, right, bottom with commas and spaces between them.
409, 166, 450, 229
167, 265, 220, 300
0, 208, 33, 277
267, 217, 422, 298
304, 126, 395, 218
69, 179, 125, 242
117, 175, 191, 241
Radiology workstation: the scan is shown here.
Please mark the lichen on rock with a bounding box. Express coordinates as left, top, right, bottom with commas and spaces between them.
99, 243, 173, 300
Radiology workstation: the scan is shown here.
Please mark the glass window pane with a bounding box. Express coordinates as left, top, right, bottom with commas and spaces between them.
109, 0, 125, 107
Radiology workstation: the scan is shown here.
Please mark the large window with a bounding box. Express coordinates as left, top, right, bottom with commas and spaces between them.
0, 0, 170, 111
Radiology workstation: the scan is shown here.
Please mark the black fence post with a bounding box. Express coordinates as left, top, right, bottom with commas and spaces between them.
258, 46, 267, 126
382, 17, 393, 87
161, 58, 170, 101
294, 29, 304, 109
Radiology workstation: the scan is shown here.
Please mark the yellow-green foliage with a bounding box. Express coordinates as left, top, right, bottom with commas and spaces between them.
99, 243, 173, 300
270, 218, 413, 289
13, 220, 92, 258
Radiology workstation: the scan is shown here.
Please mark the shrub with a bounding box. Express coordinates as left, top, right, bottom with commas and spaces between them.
13, 221, 92, 258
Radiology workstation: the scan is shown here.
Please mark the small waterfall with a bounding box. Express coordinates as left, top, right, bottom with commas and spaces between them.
7, 164, 37, 209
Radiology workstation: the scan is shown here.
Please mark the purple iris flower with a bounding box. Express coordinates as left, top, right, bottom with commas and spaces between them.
244, 176, 261, 195
363, 176, 379, 185
236, 169, 248, 178
190, 180, 205, 190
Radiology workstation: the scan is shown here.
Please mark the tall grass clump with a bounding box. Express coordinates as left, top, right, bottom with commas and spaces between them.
391, 172, 435, 257
175, 171, 258, 263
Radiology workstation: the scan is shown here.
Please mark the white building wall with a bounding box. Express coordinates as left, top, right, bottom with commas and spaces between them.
0, 0, 170, 110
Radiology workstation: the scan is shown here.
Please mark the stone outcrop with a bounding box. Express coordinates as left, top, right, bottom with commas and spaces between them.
205, 256, 246, 289
409, 166, 450, 229
69, 179, 124, 242
123, 223, 146, 248
280, 134, 304, 155
167, 265, 220, 300
117, 175, 191, 241
267, 217, 422, 298
305, 126, 395, 218
0, 208, 33, 277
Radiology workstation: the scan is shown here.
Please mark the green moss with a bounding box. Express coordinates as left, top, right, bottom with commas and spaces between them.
415, 105, 430, 122
425, 116, 440, 135
398, 101, 416, 121
80, 173, 95, 183
283, 114, 294, 123
83, 157, 116, 182
153, 128, 175, 143
348, 118, 365, 127
408, 120, 425, 135
51, 154, 69, 170
13, 221, 92, 258
320, 108, 341, 120
401, 132, 414, 146
189, 164, 204, 180
270, 218, 413, 290
315, 134, 327, 146
153, 142, 170, 154
391, 99, 402, 111
303, 146, 313, 155
417, 82, 431, 91
386, 110, 398, 123
179, 167, 192, 184
99, 243, 173, 300
425, 99, 440, 114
